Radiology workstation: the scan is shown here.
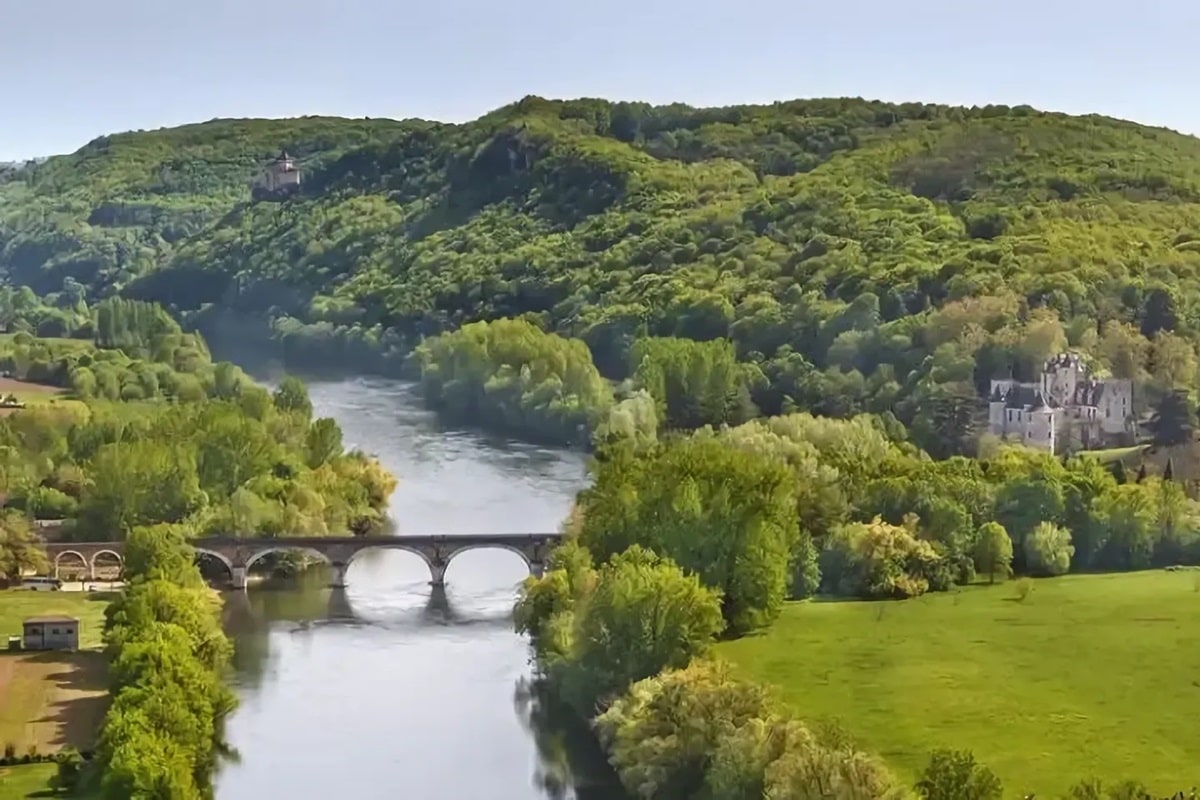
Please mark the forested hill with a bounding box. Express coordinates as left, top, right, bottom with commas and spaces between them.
5, 96, 1200, 415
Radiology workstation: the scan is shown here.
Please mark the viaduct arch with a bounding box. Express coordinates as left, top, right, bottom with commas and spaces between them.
43, 534, 559, 590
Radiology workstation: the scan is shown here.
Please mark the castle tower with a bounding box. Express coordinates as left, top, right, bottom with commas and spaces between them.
252, 150, 302, 199
1026, 392, 1059, 453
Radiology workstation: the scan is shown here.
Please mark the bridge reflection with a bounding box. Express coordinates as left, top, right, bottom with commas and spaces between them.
219, 581, 519, 633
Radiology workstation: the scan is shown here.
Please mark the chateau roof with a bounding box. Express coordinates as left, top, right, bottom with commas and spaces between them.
1004, 385, 1038, 409
1028, 391, 1052, 413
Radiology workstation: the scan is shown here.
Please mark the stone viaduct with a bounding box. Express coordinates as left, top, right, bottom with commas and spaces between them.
43, 533, 561, 589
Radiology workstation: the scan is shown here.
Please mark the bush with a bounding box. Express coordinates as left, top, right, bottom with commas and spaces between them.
822, 517, 950, 599
52, 747, 84, 791
1014, 577, 1034, 602
1024, 521, 1074, 576
916, 749, 1003, 800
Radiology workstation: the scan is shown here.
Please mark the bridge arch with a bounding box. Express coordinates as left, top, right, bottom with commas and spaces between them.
343, 544, 435, 573
193, 548, 234, 574
442, 543, 535, 577
89, 550, 123, 576
52, 550, 88, 579
244, 546, 333, 572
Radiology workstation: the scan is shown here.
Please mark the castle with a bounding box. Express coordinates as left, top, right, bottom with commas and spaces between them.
251, 150, 301, 200
986, 353, 1134, 454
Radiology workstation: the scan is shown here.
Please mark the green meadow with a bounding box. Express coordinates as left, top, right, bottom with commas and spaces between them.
718, 571, 1200, 797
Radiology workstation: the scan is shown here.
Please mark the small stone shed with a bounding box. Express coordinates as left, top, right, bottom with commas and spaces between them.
21, 615, 80, 651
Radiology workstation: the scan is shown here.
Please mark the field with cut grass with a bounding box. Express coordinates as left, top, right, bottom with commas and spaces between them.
0, 378, 84, 420
717, 571, 1200, 797
0, 593, 111, 758
0, 335, 90, 352
0, 762, 56, 798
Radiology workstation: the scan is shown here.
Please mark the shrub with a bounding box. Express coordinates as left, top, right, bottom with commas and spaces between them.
1014, 578, 1034, 603
916, 749, 1003, 800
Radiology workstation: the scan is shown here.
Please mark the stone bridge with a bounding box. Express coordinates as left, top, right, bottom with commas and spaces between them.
43, 533, 561, 590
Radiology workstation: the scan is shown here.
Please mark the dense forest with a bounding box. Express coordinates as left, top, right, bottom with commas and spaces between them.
5, 97, 1200, 453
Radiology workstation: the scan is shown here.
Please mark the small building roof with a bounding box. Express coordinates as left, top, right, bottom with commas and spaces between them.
23, 615, 79, 624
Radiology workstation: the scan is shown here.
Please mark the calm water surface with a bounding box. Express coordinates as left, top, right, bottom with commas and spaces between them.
214, 377, 596, 799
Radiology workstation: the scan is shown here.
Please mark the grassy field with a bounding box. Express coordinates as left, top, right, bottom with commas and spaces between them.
0, 762, 57, 798
717, 571, 1200, 797
1085, 444, 1149, 464
0, 378, 85, 420
0, 335, 91, 351
0, 593, 111, 758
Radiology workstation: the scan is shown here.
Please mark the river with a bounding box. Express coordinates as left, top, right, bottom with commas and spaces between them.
214, 377, 597, 799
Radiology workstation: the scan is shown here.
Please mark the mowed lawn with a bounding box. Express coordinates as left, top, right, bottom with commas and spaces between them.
718, 571, 1200, 797
0, 593, 111, 755
0, 377, 85, 420
0, 763, 56, 798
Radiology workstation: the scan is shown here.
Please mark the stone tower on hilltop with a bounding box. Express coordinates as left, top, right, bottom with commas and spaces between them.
251, 150, 301, 200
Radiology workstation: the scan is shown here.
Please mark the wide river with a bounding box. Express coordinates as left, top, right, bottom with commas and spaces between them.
213, 377, 596, 799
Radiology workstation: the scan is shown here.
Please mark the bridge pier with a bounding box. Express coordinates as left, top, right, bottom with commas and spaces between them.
429, 562, 447, 587
230, 566, 248, 591
530, 562, 545, 579
329, 563, 349, 589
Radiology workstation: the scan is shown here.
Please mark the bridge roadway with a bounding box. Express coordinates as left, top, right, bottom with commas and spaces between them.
43, 533, 562, 589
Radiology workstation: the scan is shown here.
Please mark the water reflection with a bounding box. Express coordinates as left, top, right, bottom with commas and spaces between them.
221, 577, 518, 635
214, 377, 597, 800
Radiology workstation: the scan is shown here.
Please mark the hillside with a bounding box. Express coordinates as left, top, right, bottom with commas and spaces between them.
5, 96, 1200, 450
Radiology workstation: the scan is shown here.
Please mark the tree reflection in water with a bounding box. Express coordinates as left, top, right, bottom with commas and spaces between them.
514, 674, 626, 800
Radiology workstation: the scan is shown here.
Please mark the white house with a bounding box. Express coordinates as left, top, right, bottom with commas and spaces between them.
986, 353, 1133, 454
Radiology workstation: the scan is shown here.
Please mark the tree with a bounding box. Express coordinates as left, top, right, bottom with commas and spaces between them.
578, 436, 798, 634
555, 546, 724, 716
630, 336, 757, 430
994, 475, 1066, 562
910, 384, 979, 459
1145, 390, 1196, 447
1087, 482, 1157, 571
1023, 521, 1075, 576
304, 418, 344, 468
121, 524, 200, 587
414, 318, 614, 446
915, 749, 1003, 800
0, 511, 48, 582
596, 661, 773, 800
272, 376, 313, 420
77, 440, 206, 537
821, 517, 950, 599
973, 521, 1013, 584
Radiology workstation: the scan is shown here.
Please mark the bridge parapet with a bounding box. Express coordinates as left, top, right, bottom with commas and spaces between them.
44, 533, 561, 589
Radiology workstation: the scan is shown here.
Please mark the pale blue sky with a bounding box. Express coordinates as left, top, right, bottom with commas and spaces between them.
1, 0, 1197, 160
